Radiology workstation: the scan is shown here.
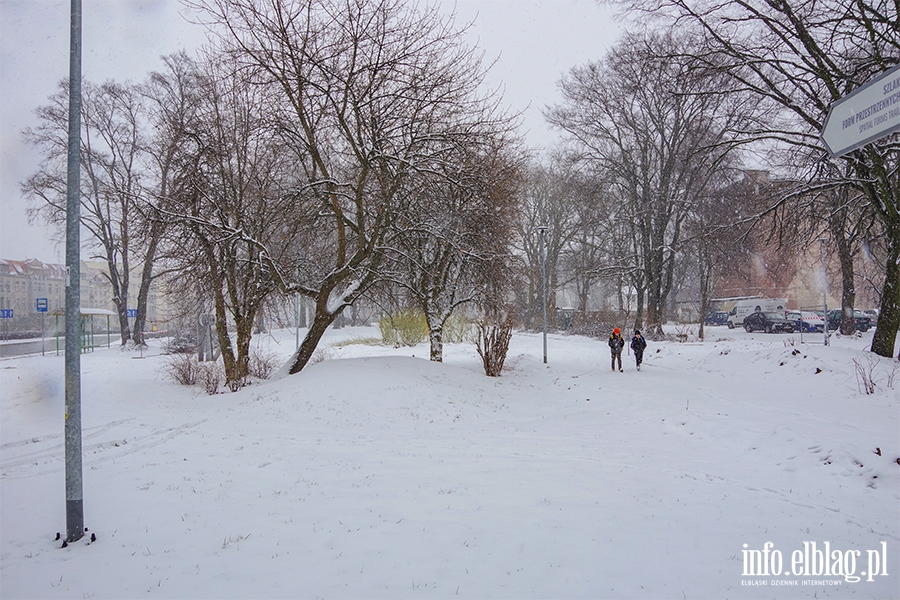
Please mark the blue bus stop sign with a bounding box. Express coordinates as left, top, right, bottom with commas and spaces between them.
36, 298, 48, 312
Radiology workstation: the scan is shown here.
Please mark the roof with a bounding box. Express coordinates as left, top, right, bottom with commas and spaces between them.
49, 308, 117, 316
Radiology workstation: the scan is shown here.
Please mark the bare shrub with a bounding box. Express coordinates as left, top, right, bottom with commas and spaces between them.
164, 353, 201, 386
852, 357, 876, 395
332, 336, 382, 348
443, 314, 476, 343
198, 362, 223, 395
310, 346, 341, 364
887, 362, 899, 390
475, 319, 513, 377
248, 349, 279, 380
379, 309, 428, 347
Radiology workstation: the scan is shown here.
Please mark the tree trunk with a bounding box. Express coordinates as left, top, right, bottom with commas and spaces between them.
429, 327, 444, 363
234, 314, 254, 382
872, 233, 900, 359
828, 206, 857, 336
861, 153, 900, 359
132, 223, 162, 347
108, 263, 131, 346
213, 288, 238, 384
288, 306, 341, 374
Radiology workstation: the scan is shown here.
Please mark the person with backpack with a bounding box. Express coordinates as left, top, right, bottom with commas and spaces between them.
631, 329, 647, 371
608, 327, 625, 372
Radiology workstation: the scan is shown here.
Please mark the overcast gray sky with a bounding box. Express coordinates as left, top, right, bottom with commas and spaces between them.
0, 0, 621, 263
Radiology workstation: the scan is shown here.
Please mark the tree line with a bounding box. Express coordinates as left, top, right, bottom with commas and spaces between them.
23, 0, 899, 388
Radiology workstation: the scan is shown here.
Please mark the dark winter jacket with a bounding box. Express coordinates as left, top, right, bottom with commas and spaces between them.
608, 334, 625, 354
631, 335, 647, 354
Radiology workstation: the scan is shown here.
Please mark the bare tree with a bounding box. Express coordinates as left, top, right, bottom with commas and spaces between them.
514, 160, 586, 329
386, 136, 522, 362
161, 53, 300, 387
188, 0, 509, 373
614, 0, 900, 355
133, 52, 210, 345
24, 79, 151, 345
813, 164, 878, 335
547, 32, 758, 336
686, 171, 759, 340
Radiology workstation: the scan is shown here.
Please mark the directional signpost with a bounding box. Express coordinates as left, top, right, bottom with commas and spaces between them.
36, 298, 48, 355
0, 309, 11, 342
821, 64, 900, 158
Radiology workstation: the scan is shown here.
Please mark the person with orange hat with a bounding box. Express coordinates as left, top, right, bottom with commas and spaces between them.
608, 327, 625, 372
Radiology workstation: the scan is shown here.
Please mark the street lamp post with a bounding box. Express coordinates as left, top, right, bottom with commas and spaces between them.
64, 0, 84, 543
820, 238, 828, 346
538, 226, 549, 364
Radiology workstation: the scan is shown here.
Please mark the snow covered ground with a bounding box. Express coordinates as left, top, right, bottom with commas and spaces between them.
1, 325, 898, 599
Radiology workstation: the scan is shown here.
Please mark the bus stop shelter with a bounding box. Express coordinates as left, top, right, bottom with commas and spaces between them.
50, 308, 116, 354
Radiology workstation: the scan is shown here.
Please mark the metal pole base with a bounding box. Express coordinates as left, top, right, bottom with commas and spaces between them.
66, 499, 84, 542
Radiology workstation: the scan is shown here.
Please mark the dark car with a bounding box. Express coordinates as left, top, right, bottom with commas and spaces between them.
704, 311, 730, 326
826, 309, 872, 332
743, 311, 795, 333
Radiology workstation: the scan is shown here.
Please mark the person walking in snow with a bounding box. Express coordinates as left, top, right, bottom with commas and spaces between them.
631, 329, 647, 371
608, 327, 625, 372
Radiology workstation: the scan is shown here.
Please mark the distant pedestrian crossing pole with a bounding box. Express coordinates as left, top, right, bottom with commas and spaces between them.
64, 0, 85, 543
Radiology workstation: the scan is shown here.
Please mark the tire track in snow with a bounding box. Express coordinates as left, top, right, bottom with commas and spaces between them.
0, 419, 206, 480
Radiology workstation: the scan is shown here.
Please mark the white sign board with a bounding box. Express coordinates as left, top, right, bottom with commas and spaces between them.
821, 64, 900, 158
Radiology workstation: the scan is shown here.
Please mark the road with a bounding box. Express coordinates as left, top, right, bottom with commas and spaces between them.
0, 335, 120, 359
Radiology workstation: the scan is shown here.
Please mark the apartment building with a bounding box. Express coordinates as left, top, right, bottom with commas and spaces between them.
0, 258, 165, 336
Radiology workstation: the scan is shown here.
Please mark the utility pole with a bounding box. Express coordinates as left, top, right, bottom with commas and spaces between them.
64, 0, 84, 543
538, 226, 549, 364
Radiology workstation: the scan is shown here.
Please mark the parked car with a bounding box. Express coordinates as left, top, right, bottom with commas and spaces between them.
862, 309, 879, 325
826, 309, 872, 332
726, 298, 788, 329
785, 310, 825, 333
704, 311, 730, 326
743, 311, 795, 333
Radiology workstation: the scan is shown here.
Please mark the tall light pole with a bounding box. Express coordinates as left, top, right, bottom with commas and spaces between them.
64, 0, 84, 543
538, 226, 549, 364
294, 293, 300, 351
820, 238, 829, 346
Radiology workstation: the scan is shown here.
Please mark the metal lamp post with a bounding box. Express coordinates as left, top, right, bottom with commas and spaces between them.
820, 238, 828, 346
64, 0, 84, 543
538, 226, 549, 364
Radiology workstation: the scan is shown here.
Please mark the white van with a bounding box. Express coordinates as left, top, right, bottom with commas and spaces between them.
726, 298, 788, 328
